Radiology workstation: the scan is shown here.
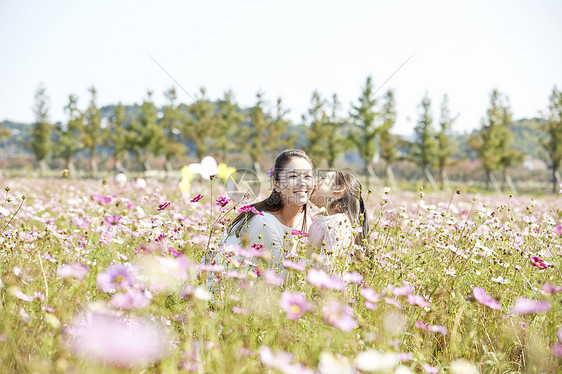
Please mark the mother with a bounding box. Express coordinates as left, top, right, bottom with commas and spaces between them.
223, 149, 314, 267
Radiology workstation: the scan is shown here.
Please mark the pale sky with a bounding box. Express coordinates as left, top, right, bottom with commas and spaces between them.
1, 0, 561, 135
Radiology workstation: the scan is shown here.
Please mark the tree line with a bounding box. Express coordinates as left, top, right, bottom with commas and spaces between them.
1, 78, 561, 192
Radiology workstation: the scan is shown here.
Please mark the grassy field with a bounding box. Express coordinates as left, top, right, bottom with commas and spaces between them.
0, 177, 560, 373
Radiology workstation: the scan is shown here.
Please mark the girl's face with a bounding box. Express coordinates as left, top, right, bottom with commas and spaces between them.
274, 157, 314, 207
310, 171, 342, 208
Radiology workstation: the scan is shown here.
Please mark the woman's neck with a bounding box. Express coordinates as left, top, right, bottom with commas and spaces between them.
272, 204, 304, 229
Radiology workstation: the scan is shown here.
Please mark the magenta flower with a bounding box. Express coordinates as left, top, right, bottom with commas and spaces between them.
542, 283, 562, 293
190, 194, 203, 203
280, 291, 312, 320
322, 301, 357, 332
415, 320, 429, 330
104, 214, 123, 227
407, 294, 430, 308
111, 289, 150, 310
157, 201, 171, 211
268, 168, 276, 179
215, 196, 231, 208
237, 205, 264, 216
530, 256, 548, 270
291, 229, 309, 237
57, 263, 88, 280
509, 297, 552, 314
96, 264, 136, 292
64, 312, 170, 368
472, 287, 501, 310
92, 194, 111, 205
307, 269, 346, 291
554, 224, 562, 236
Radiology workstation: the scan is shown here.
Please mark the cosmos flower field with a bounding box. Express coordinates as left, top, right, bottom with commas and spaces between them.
0, 177, 561, 373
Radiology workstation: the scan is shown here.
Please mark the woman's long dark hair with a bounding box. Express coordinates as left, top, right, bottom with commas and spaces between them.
227, 149, 314, 237
327, 171, 370, 246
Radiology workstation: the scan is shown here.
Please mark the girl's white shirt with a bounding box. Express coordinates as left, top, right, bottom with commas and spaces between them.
222, 212, 306, 265
308, 213, 354, 268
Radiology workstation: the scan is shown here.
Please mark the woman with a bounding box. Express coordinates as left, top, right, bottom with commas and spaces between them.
222, 149, 315, 269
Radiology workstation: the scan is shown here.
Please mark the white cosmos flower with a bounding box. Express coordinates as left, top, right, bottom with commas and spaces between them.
355, 350, 399, 372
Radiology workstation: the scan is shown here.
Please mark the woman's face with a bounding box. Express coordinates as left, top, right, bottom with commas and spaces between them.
310, 171, 340, 208
274, 157, 314, 207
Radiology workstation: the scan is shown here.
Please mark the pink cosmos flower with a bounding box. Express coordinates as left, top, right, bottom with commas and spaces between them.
407, 294, 430, 308
472, 287, 501, 310
291, 229, 309, 237
65, 311, 170, 368
509, 297, 552, 314
104, 214, 123, 227
92, 194, 111, 205
215, 196, 231, 208
96, 264, 136, 292
552, 342, 562, 358
259, 346, 294, 372
554, 224, 562, 236
428, 325, 448, 336
307, 269, 346, 291
530, 256, 547, 270
72, 216, 90, 229
190, 194, 203, 203
263, 269, 284, 286
322, 301, 357, 332
157, 201, 171, 211
542, 283, 562, 293
384, 297, 402, 309
423, 364, 439, 374
342, 272, 363, 284
282, 259, 307, 271
110, 289, 150, 310
237, 205, 264, 215
415, 321, 429, 330
390, 285, 414, 297
360, 287, 384, 303
57, 262, 89, 280
280, 291, 312, 320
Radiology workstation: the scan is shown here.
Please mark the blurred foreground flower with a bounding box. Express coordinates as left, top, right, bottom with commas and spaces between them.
57, 262, 88, 280
354, 350, 399, 372
449, 359, 479, 374
322, 301, 357, 332
280, 291, 312, 320
65, 311, 171, 368
472, 287, 501, 310
509, 297, 552, 314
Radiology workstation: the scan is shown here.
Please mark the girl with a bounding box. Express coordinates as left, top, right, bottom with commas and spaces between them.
308, 171, 369, 270
222, 149, 315, 269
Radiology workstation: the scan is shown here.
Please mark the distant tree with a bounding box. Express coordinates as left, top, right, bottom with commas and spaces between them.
266, 97, 296, 156
541, 86, 562, 193
129, 91, 163, 170
243, 91, 270, 170
379, 89, 397, 183
303, 91, 330, 166
29, 83, 53, 173
470, 89, 519, 189
82, 86, 103, 174
0, 122, 11, 143
349, 76, 380, 181
105, 103, 130, 170
214, 90, 245, 162
435, 94, 457, 189
324, 94, 347, 169
181, 87, 216, 160
160, 87, 186, 170
55, 94, 84, 170
411, 92, 438, 184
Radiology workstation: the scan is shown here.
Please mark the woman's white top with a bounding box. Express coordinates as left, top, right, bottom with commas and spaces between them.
222, 212, 298, 265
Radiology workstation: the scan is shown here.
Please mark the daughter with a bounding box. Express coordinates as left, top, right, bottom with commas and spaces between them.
308, 171, 369, 271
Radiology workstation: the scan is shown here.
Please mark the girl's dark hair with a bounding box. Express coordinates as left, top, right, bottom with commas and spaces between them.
327, 171, 370, 246
227, 149, 314, 237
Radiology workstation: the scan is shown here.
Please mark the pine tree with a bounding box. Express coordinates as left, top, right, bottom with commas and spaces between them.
82, 86, 103, 174
243, 91, 270, 170
161, 87, 186, 170
105, 103, 129, 170
55, 94, 84, 170
181, 87, 216, 160
412, 93, 438, 184
29, 83, 53, 173
541, 86, 562, 193
214, 90, 245, 162
324, 94, 346, 169
470, 89, 520, 189
379, 90, 397, 183
129, 91, 163, 170
304, 91, 330, 166
266, 97, 296, 157
349, 76, 380, 181
435, 94, 457, 189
